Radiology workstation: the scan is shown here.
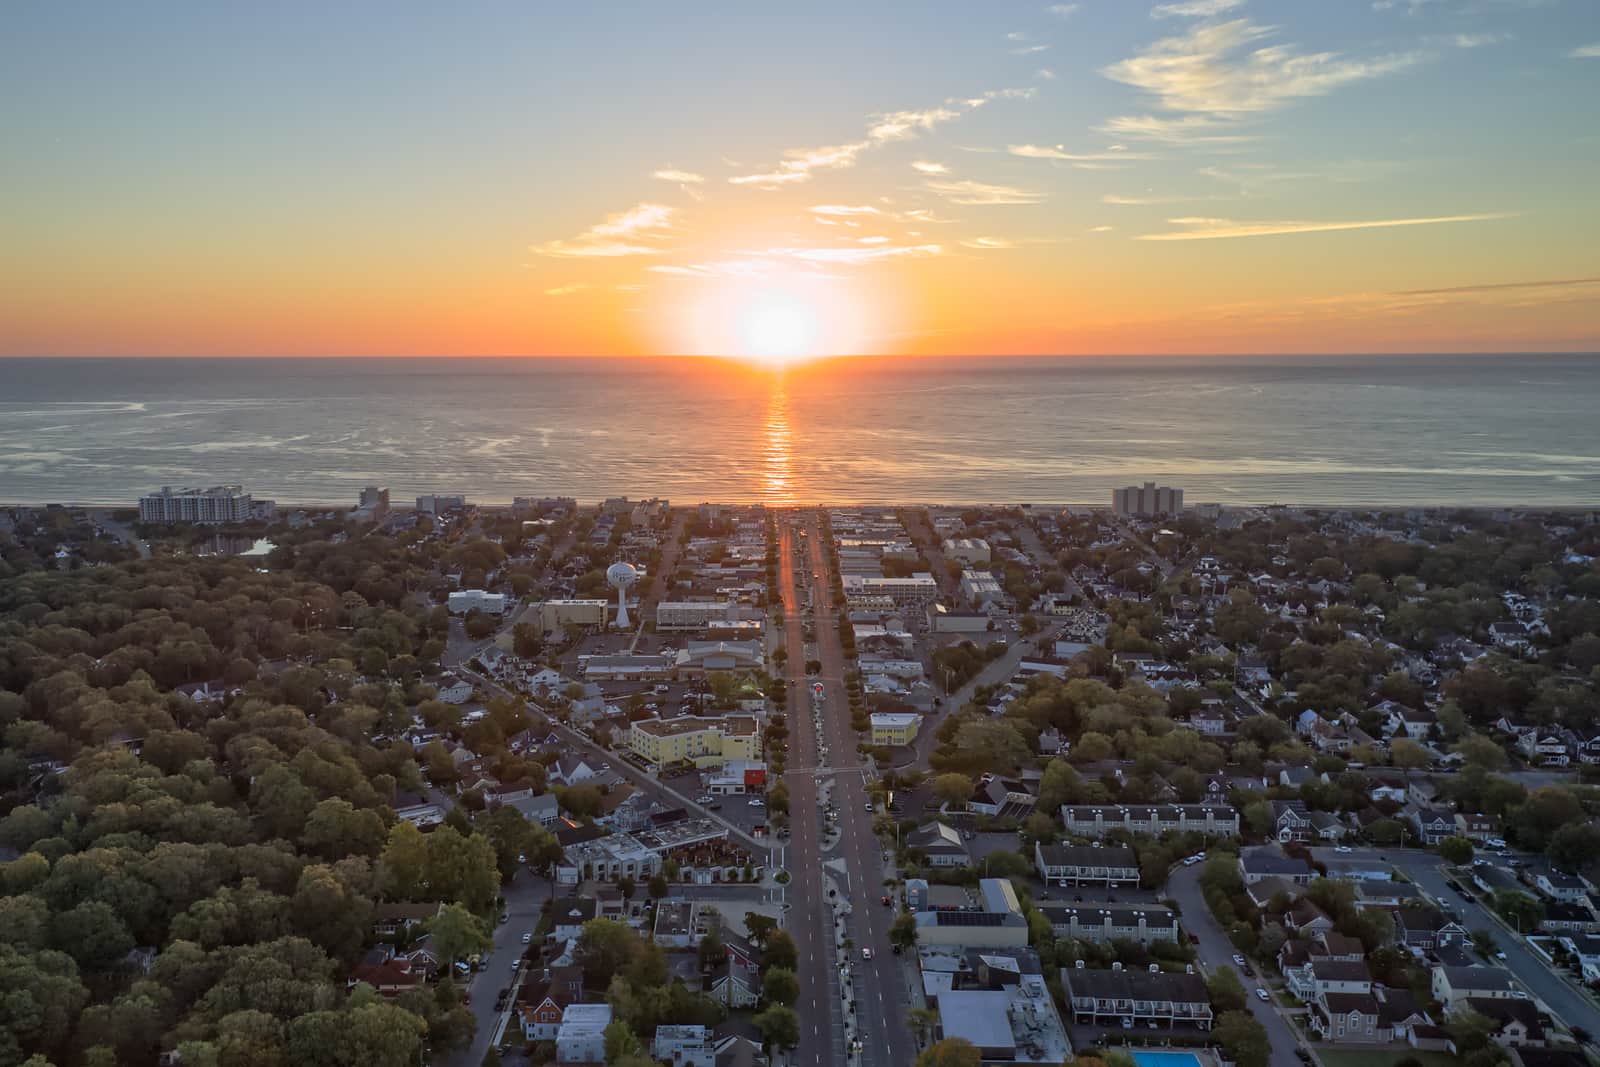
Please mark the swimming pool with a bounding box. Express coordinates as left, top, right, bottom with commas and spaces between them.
1132, 1052, 1205, 1067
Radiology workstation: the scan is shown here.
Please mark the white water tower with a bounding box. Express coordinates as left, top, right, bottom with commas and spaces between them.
607, 562, 639, 629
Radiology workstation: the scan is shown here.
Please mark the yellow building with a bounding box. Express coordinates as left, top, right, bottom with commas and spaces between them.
629, 715, 762, 768
870, 712, 922, 747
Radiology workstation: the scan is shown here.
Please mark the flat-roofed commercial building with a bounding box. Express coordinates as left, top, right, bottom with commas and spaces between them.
841, 574, 939, 611
139, 485, 252, 524
628, 715, 761, 768
942, 538, 991, 565
656, 601, 734, 630
935, 974, 1069, 1064
538, 599, 608, 632
960, 569, 1006, 607
448, 589, 508, 615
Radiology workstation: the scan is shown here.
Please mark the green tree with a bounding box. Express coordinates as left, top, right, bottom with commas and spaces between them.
889, 911, 918, 950
1208, 966, 1247, 1012
603, 1019, 644, 1062
50, 901, 133, 971
431, 904, 491, 965
761, 929, 798, 973
578, 918, 641, 988
698, 929, 724, 971
1548, 822, 1600, 875
1215, 1011, 1270, 1067
753, 1004, 800, 1052
1492, 890, 1543, 933
931, 773, 974, 810
763, 965, 798, 1006
1438, 836, 1475, 865
916, 1037, 983, 1067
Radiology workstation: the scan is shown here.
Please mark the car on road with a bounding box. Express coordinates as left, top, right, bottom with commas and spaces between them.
1334, 845, 1354, 854
861, 948, 873, 960
1255, 988, 1270, 1002
1232, 954, 1246, 967
864, 802, 874, 812
749, 798, 765, 807
707, 802, 721, 810
521, 933, 532, 944
881, 895, 893, 907
1495, 950, 1507, 960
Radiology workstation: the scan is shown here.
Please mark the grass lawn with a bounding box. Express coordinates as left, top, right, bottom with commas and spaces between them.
1317, 1050, 1457, 1067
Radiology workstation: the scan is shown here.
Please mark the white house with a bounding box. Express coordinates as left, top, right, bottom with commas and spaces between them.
555, 1003, 612, 1063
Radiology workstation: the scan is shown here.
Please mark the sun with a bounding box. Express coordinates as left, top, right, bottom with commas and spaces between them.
737, 290, 819, 366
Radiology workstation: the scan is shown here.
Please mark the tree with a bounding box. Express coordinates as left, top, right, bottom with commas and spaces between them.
431, 904, 491, 965
931, 773, 974, 810
1215, 1011, 1270, 1067
761, 929, 797, 973
1548, 822, 1600, 875
1208, 966, 1247, 1012
50, 901, 133, 971
1438, 836, 1475, 865
698, 929, 724, 972
604, 1020, 644, 1062
1390, 739, 1430, 775
753, 1004, 800, 1052
916, 1037, 983, 1067
1492, 889, 1543, 933
647, 873, 669, 899
762, 965, 798, 1006
578, 918, 640, 988
889, 911, 918, 950
744, 912, 777, 947
1470, 929, 1496, 958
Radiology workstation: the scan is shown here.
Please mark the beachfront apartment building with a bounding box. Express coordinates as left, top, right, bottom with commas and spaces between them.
415, 494, 467, 513
656, 600, 734, 630
870, 712, 922, 746
538, 599, 609, 632
1112, 482, 1184, 517
139, 485, 253, 524
841, 574, 939, 611
628, 715, 761, 769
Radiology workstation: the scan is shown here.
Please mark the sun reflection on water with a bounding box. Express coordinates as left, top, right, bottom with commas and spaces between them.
763, 374, 796, 506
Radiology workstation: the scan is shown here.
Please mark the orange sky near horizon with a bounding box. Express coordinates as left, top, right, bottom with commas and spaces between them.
3, 3, 1598, 358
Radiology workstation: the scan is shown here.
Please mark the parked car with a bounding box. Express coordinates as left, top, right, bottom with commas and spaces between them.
861, 948, 873, 960
1334, 845, 1354, 854
1256, 988, 1270, 1002
521, 933, 532, 944
1232, 954, 1247, 967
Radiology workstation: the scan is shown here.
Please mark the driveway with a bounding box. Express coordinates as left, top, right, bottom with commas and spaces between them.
1165, 862, 1305, 1067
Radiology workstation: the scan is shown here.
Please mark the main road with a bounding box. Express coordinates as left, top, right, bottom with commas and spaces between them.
780, 510, 918, 1067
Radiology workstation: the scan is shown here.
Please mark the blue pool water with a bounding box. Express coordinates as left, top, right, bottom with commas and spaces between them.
1132, 1053, 1205, 1067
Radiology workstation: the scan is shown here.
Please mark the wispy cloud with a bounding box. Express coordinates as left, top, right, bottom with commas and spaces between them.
1097, 113, 1255, 144
760, 244, 944, 264
911, 160, 949, 175
1007, 31, 1030, 42
653, 169, 704, 183
1012, 44, 1052, 55
534, 202, 675, 257
1103, 192, 1206, 204
1448, 32, 1510, 48
729, 91, 1031, 187
1009, 143, 1151, 163
1138, 212, 1512, 240
962, 236, 1016, 249
1036, 68, 1057, 80
1394, 276, 1600, 297
544, 284, 589, 297
810, 204, 881, 217
1089, 225, 1115, 232
925, 179, 1043, 205
1152, 0, 1245, 17
1571, 43, 1600, 58
1047, 4, 1079, 16
1104, 18, 1423, 115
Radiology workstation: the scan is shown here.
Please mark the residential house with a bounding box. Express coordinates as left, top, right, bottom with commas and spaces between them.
1455, 812, 1498, 843
1534, 870, 1593, 904
907, 822, 971, 868
372, 902, 439, 938
1395, 906, 1468, 951
1272, 801, 1314, 843
555, 1003, 612, 1064
1238, 848, 1315, 886
1059, 804, 1240, 839
1465, 998, 1546, 1048
1411, 808, 1457, 846
1287, 959, 1372, 1002
549, 897, 599, 943
1517, 731, 1572, 768
654, 1024, 716, 1067
1285, 898, 1335, 936
1431, 965, 1522, 1008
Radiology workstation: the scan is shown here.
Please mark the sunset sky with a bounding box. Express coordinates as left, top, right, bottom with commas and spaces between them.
4, 1, 1599, 357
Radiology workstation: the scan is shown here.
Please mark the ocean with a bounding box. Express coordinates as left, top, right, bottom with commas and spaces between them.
0, 354, 1596, 508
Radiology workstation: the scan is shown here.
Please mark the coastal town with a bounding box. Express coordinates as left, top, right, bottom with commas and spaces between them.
2, 486, 1599, 1067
